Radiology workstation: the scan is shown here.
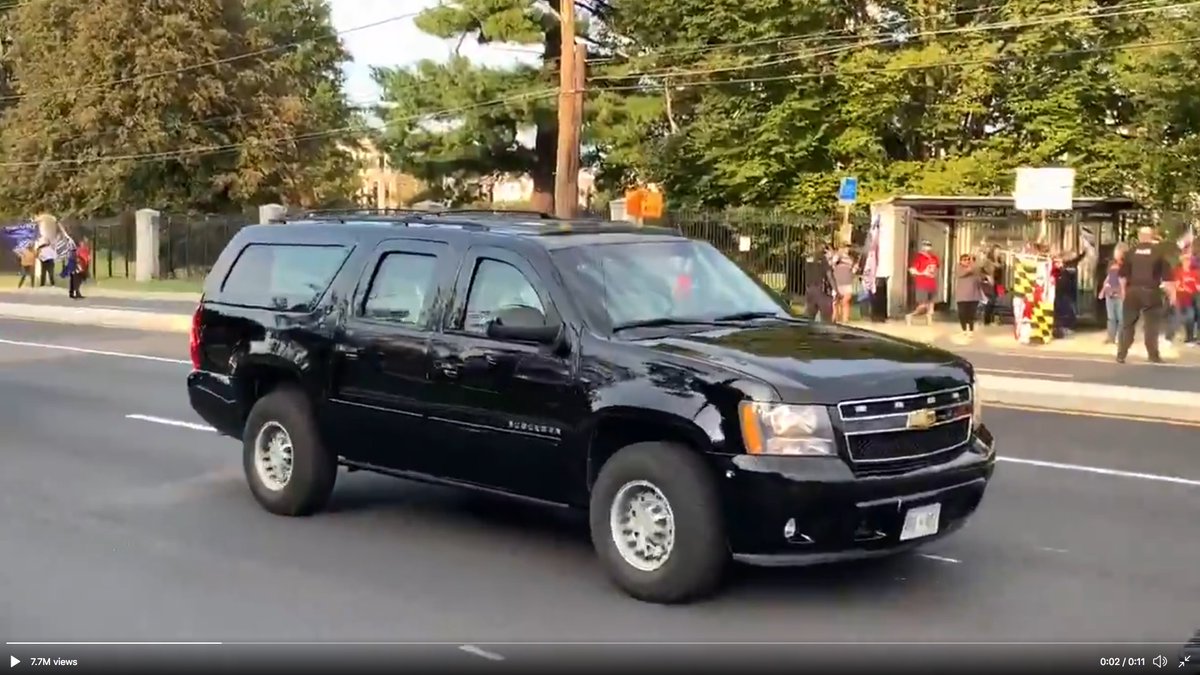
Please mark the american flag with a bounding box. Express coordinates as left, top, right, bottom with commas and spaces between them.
861, 214, 880, 293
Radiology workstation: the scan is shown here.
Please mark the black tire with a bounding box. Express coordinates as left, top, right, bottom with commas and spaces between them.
589, 442, 729, 604
242, 385, 337, 517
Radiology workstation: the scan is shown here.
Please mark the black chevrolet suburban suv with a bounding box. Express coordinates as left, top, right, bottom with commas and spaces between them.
187, 211, 996, 604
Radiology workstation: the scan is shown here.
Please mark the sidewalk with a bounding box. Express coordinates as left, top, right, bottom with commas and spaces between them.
852, 318, 1199, 363
10, 285, 200, 302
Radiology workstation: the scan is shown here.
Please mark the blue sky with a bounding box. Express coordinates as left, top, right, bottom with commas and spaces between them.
329, 0, 540, 105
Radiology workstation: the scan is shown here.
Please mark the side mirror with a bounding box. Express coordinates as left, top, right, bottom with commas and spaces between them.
486, 305, 565, 348
487, 320, 563, 345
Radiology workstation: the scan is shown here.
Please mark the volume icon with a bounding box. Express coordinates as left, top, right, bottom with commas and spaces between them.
1155, 655, 1169, 669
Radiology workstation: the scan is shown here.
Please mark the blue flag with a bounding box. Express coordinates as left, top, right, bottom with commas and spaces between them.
1, 223, 38, 254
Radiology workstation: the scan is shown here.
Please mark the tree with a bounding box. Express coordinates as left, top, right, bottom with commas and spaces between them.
589, 0, 1200, 212
0, 0, 360, 216
241, 0, 360, 208
0, 0, 254, 215
374, 0, 592, 212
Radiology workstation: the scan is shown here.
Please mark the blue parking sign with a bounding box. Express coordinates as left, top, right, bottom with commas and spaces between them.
838, 177, 858, 203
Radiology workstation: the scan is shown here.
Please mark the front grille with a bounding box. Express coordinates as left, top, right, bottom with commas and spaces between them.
853, 447, 968, 477
848, 418, 971, 462
836, 385, 974, 474
838, 386, 970, 420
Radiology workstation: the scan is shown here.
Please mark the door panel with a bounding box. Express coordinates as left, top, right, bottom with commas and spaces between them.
326, 241, 451, 471
426, 246, 581, 502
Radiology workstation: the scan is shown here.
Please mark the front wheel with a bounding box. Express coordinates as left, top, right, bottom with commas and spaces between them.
589, 442, 729, 604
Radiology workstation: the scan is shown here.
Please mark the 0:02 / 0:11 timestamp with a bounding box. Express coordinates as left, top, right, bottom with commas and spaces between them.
1099, 657, 1146, 667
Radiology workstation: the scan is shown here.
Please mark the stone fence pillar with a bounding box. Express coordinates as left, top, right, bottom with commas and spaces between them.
259, 203, 286, 224
134, 208, 160, 282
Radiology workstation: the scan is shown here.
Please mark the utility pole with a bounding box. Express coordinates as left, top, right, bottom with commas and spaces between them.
554, 0, 582, 219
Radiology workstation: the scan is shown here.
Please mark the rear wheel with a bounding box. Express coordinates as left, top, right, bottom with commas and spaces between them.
589, 442, 729, 604
242, 385, 336, 517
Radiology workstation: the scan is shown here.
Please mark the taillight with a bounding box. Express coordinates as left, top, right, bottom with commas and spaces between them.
189, 304, 202, 370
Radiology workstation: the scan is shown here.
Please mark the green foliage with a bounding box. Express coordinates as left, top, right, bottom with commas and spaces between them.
374, 0, 565, 211
242, 0, 361, 208
0, 0, 357, 216
586, 0, 1200, 213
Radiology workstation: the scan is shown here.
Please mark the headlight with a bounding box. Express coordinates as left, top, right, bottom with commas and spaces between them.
738, 402, 837, 456
972, 383, 984, 426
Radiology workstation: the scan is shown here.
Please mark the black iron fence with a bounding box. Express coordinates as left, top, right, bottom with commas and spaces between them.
158, 210, 255, 280
667, 209, 872, 298
62, 209, 254, 281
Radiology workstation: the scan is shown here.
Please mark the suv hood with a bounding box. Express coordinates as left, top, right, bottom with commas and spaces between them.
643, 321, 971, 403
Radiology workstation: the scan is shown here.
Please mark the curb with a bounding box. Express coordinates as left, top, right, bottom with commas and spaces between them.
978, 374, 1200, 424
0, 303, 191, 333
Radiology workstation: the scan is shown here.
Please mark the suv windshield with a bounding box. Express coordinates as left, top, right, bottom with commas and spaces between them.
551, 239, 791, 331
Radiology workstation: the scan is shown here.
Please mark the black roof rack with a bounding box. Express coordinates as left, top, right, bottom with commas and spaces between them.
429, 208, 557, 220
301, 208, 427, 218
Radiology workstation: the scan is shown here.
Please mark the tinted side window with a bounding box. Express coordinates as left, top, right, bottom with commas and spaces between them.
220, 244, 349, 311
462, 259, 545, 335
362, 252, 438, 326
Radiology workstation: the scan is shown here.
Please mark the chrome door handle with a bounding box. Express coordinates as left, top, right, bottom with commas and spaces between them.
335, 344, 360, 358
437, 361, 460, 379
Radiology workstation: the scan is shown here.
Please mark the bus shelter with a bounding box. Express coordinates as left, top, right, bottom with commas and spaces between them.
868, 195, 1141, 323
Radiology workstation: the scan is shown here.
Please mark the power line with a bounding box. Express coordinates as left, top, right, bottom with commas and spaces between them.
543, 0, 1181, 72
592, 0, 1198, 82
0, 89, 559, 171
589, 35, 1200, 93
0, 11, 422, 103
582, 0, 1018, 66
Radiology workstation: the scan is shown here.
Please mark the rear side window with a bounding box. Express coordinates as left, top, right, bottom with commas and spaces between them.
362, 252, 439, 326
220, 244, 349, 311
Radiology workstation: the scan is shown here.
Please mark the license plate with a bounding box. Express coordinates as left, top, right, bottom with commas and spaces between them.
899, 503, 942, 541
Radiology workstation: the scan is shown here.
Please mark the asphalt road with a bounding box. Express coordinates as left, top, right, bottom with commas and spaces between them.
1, 319, 1197, 662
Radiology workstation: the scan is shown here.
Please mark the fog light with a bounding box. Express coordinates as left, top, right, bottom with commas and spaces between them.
783, 518, 797, 539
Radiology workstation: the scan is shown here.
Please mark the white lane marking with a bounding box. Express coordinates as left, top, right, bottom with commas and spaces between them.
1039, 547, 1069, 554
126, 414, 216, 433
0, 337, 189, 364
918, 554, 961, 564
458, 645, 505, 661
976, 368, 1073, 379
998, 456, 1200, 487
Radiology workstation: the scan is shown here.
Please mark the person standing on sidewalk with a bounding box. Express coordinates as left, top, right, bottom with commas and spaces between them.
1098, 243, 1127, 344
955, 253, 983, 336
1168, 254, 1198, 344
906, 240, 939, 326
1117, 227, 1172, 364
831, 243, 856, 323
802, 246, 836, 322
16, 243, 36, 288
35, 234, 56, 286
978, 245, 1005, 327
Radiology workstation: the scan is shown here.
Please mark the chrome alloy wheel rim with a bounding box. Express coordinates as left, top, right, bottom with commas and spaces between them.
609, 480, 676, 572
253, 421, 294, 491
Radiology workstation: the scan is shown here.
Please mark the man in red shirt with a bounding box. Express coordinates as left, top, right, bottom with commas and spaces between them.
906, 240, 940, 326
1168, 254, 1198, 344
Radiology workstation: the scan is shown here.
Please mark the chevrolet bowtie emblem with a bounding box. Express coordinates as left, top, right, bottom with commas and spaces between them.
906, 409, 937, 430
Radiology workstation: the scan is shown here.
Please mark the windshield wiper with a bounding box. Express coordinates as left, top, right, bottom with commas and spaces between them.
711, 311, 784, 322
611, 317, 716, 332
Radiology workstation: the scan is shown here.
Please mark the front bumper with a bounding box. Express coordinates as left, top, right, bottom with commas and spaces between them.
718, 425, 996, 565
